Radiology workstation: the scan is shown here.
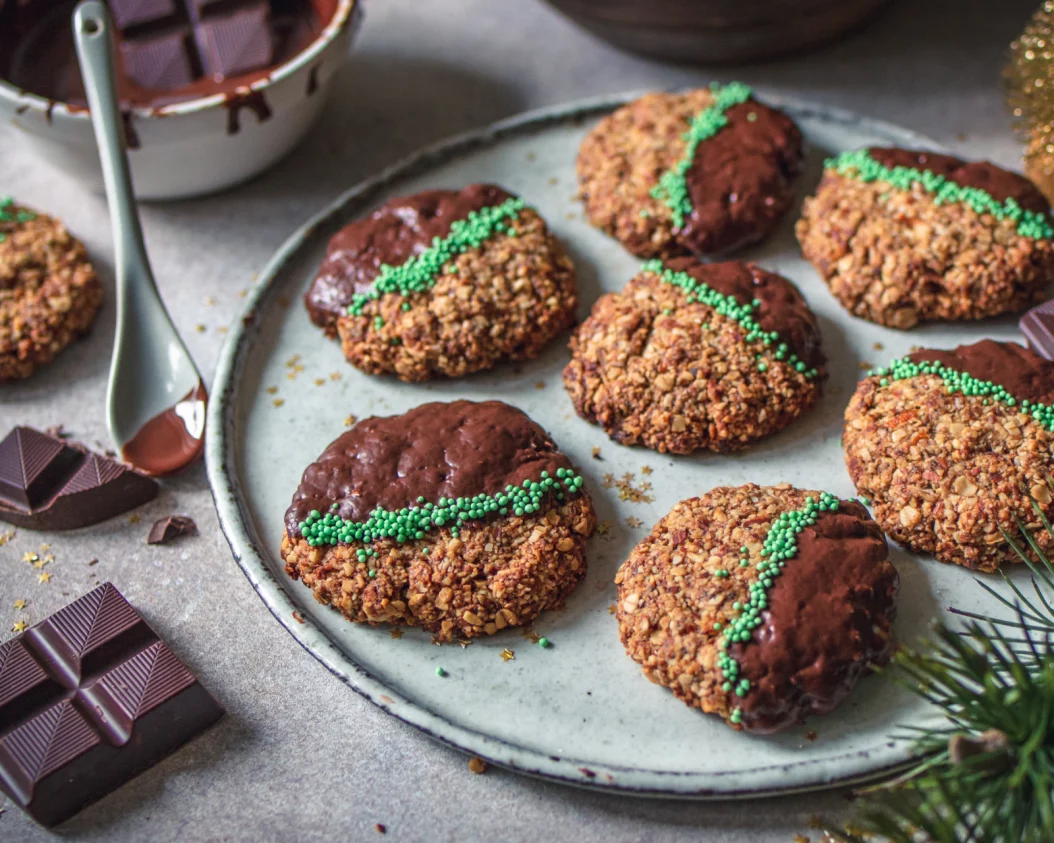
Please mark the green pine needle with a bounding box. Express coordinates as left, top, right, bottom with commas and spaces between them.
826, 501, 1054, 843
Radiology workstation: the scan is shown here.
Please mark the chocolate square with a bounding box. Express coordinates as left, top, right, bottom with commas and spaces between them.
120, 30, 197, 91
108, 0, 180, 30
1021, 300, 1054, 362
194, 2, 275, 79
0, 584, 223, 827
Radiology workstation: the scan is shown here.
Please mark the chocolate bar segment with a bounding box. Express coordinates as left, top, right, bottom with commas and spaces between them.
1021, 300, 1054, 362
0, 427, 158, 531
0, 583, 223, 827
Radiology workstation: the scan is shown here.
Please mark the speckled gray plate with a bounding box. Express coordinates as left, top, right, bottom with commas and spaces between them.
207, 93, 1032, 797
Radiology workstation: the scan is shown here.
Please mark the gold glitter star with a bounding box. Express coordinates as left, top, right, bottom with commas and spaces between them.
458, 639, 471, 649
608, 603, 617, 615
641, 465, 653, 475
273, 398, 285, 407
523, 630, 542, 644
596, 520, 612, 535
389, 629, 404, 640
32, 557, 49, 569
344, 415, 357, 427
204, 296, 216, 306
500, 648, 515, 662
38, 572, 52, 584
239, 288, 249, 298
285, 354, 301, 367
266, 386, 278, 394
22, 551, 38, 564
329, 371, 342, 381
0, 529, 14, 546
12, 620, 27, 633
626, 517, 644, 528
217, 326, 229, 335
38, 543, 50, 552
129, 514, 140, 524
195, 324, 206, 333
13, 599, 26, 610
314, 378, 326, 387
534, 381, 545, 390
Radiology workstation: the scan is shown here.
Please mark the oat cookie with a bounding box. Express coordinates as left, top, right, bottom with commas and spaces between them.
0, 199, 102, 381
563, 257, 825, 454
615, 484, 897, 732
305, 184, 577, 382
281, 400, 597, 641
576, 83, 803, 259
797, 147, 1054, 329
845, 339, 1054, 572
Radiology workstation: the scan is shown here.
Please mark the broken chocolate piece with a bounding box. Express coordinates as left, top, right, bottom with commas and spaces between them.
1021, 300, 1054, 361
0, 583, 223, 827
147, 515, 197, 545
0, 427, 158, 530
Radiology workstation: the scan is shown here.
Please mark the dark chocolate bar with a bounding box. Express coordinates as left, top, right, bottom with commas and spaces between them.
0, 427, 158, 530
0, 583, 223, 827
115, 0, 277, 90
1021, 300, 1054, 362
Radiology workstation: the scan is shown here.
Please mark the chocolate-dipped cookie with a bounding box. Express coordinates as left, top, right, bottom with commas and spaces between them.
305, 184, 578, 382
576, 83, 803, 259
797, 147, 1054, 329
615, 484, 897, 732
563, 257, 825, 454
845, 339, 1054, 572
0, 199, 102, 381
281, 400, 597, 641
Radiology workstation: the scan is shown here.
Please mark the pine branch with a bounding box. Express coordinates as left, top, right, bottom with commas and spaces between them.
825, 509, 1054, 843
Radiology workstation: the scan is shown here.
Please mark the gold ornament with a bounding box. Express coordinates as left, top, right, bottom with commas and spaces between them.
1006, 1, 1054, 202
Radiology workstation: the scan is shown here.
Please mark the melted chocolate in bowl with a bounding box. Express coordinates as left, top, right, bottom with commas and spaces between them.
0, 0, 339, 109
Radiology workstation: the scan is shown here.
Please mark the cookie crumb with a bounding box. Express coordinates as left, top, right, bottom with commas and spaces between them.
591, 446, 602, 460
375, 824, 386, 834
147, 515, 197, 545
468, 757, 488, 774
344, 415, 357, 427
292, 611, 304, 624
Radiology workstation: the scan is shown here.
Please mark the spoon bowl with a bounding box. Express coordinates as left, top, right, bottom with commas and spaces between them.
73, 1, 206, 476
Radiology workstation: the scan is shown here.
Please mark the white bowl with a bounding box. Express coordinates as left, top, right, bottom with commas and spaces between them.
0, 0, 361, 201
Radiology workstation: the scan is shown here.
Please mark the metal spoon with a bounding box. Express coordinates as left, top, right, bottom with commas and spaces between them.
73, 1, 206, 476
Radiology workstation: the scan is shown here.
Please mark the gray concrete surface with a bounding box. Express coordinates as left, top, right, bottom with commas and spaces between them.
0, 0, 1037, 839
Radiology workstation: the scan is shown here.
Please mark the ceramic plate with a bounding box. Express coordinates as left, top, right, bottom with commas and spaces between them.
207, 93, 1031, 797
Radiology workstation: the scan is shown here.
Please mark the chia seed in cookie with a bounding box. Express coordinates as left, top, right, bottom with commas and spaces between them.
0, 199, 102, 381
281, 400, 597, 641
305, 184, 578, 382
563, 257, 825, 454
797, 147, 1054, 329
577, 84, 804, 259
845, 338, 1054, 572
615, 484, 897, 732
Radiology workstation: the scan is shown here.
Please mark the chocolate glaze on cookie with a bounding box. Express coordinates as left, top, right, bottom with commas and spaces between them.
663, 257, 824, 368
305, 184, 514, 329
868, 148, 1048, 213
285, 400, 572, 535
680, 101, 803, 255
909, 339, 1054, 405
730, 501, 898, 733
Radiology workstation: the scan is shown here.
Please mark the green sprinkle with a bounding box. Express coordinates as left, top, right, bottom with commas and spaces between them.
877, 355, 1054, 432
731, 708, 743, 724
0, 197, 35, 244
298, 471, 588, 548
538, 637, 550, 648
348, 196, 527, 315
826, 149, 1054, 240
436, 666, 446, 677
643, 260, 819, 381
716, 492, 841, 696
651, 82, 753, 229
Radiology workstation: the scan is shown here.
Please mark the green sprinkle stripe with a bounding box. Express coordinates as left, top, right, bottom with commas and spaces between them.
348, 196, 526, 316
642, 260, 820, 381
867, 356, 1054, 431
298, 468, 586, 549
826, 149, 1054, 240
716, 492, 840, 724
650, 82, 753, 230
0, 197, 36, 244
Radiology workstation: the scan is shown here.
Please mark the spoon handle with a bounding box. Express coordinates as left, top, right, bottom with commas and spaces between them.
72, 1, 153, 290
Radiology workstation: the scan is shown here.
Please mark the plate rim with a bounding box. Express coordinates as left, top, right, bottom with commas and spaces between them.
206, 90, 941, 798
